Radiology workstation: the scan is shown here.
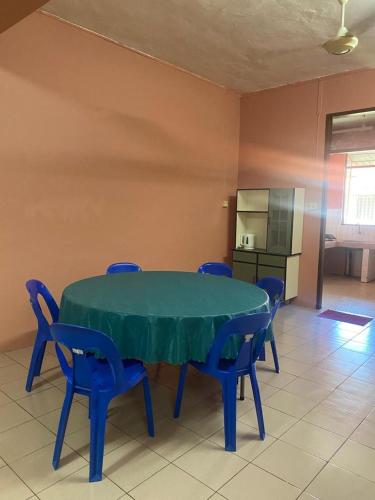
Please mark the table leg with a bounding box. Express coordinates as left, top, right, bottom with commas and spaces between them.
239, 375, 245, 401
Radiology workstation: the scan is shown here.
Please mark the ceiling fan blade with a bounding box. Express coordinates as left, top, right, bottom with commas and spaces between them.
351, 12, 375, 36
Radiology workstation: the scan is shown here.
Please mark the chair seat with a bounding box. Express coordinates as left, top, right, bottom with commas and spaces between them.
90, 358, 146, 391
190, 358, 240, 376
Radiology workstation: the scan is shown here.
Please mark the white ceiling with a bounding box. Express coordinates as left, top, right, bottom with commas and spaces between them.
42, 0, 375, 92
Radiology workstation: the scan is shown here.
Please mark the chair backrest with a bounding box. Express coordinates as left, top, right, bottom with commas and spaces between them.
25, 279, 59, 340
208, 312, 271, 373
106, 262, 142, 274
50, 323, 125, 392
197, 262, 233, 278
256, 277, 284, 320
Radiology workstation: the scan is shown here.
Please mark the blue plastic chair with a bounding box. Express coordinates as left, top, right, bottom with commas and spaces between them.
197, 262, 233, 278
174, 312, 271, 451
256, 277, 284, 373
106, 262, 142, 274
25, 280, 60, 392
239, 277, 284, 400
50, 323, 155, 482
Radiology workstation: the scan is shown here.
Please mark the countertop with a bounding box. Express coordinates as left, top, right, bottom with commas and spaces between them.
325, 240, 375, 250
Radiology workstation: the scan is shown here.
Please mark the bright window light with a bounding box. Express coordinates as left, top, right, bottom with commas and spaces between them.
344, 154, 375, 225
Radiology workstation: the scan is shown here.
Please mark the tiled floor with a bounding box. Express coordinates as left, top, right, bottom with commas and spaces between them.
2, 279, 375, 499
323, 274, 375, 317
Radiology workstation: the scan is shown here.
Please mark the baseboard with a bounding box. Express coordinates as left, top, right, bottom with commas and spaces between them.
0, 330, 35, 353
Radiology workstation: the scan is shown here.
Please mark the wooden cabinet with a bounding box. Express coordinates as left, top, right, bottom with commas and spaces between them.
232, 251, 300, 300
233, 188, 305, 301
267, 189, 294, 255
233, 262, 257, 284
267, 188, 304, 255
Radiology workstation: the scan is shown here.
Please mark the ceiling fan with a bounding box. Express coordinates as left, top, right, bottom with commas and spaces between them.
323, 0, 358, 55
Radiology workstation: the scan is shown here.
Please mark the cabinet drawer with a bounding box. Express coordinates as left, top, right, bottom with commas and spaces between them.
232, 251, 257, 264
257, 265, 285, 282
258, 254, 286, 268
233, 262, 257, 284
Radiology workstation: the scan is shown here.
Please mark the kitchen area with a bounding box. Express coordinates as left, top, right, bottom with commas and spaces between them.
323, 110, 375, 313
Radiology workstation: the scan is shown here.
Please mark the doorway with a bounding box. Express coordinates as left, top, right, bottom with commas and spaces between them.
317, 108, 375, 315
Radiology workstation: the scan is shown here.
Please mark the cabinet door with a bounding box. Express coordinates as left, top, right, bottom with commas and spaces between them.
233, 262, 257, 284
267, 189, 294, 255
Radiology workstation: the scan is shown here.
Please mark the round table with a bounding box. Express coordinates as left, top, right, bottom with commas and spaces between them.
59, 271, 270, 364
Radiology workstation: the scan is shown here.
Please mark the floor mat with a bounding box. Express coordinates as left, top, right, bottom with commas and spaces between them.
318, 309, 373, 326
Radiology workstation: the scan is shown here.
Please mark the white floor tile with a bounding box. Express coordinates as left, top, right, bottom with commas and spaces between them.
283, 378, 332, 404
17, 387, 64, 418
209, 421, 276, 461
174, 440, 247, 490
38, 402, 89, 435
0, 365, 29, 385
280, 420, 345, 460
0, 354, 15, 369
303, 401, 363, 437
306, 463, 375, 500
253, 440, 325, 489
138, 418, 202, 461
37, 465, 124, 500
265, 390, 317, 418
0, 377, 52, 400
103, 439, 168, 491
219, 463, 301, 500
331, 439, 375, 483
130, 464, 213, 500
351, 418, 375, 449
64, 422, 131, 460
0, 466, 34, 500
0, 390, 12, 407
10, 443, 87, 493
0, 419, 55, 463
0, 402, 33, 433
256, 369, 296, 388
239, 405, 297, 438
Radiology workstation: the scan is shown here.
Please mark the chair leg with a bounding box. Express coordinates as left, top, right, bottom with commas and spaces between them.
258, 345, 266, 362
34, 341, 47, 376
89, 397, 99, 482
249, 365, 265, 440
222, 378, 237, 452
90, 398, 109, 482
270, 339, 280, 373
25, 338, 46, 392
52, 384, 74, 469
239, 375, 245, 400
142, 377, 155, 437
173, 363, 188, 418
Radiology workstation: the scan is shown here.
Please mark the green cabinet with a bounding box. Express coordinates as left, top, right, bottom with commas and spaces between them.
232, 250, 300, 300
233, 262, 257, 284
267, 189, 294, 255
233, 187, 305, 301
257, 265, 285, 282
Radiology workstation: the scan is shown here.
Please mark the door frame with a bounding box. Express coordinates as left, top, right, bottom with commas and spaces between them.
316, 106, 375, 309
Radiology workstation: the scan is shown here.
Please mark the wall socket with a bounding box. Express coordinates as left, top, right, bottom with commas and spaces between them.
305, 201, 320, 211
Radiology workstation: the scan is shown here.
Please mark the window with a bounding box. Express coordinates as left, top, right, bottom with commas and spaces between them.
343, 153, 375, 225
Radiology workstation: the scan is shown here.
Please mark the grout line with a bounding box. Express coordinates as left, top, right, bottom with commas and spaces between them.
0, 455, 35, 497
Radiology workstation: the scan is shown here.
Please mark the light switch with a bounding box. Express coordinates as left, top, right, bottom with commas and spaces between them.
222, 200, 229, 208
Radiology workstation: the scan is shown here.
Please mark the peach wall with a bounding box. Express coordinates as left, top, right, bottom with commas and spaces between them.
239, 69, 375, 307
0, 13, 240, 350
0, 1, 48, 33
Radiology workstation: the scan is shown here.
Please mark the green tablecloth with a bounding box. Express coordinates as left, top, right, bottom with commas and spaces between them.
59, 271, 270, 364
